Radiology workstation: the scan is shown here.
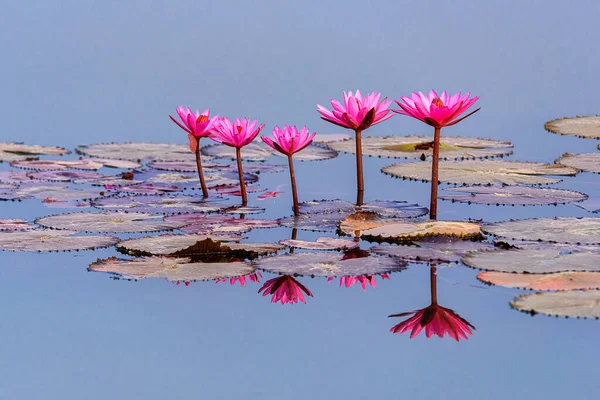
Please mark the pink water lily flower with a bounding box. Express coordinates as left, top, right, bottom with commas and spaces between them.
258, 275, 313, 305
393, 90, 479, 128
388, 304, 475, 341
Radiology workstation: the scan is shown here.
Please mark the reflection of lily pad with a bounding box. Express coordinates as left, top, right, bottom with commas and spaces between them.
462, 249, 600, 273
202, 142, 337, 162
279, 237, 358, 251
89, 256, 254, 282
440, 185, 587, 206
477, 271, 600, 291
0, 219, 35, 231
510, 291, 600, 319
36, 212, 186, 233
382, 160, 577, 185
326, 135, 513, 159
545, 116, 600, 139
254, 252, 407, 277
280, 214, 346, 232
0, 230, 118, 251
92, 195, 230, 214
0, 142, 70, 162
372, 237, 493, 263
299, 199, 427, 218
556, 153, 600, 173
76, 142, 197, 162
482, 217, 600, 244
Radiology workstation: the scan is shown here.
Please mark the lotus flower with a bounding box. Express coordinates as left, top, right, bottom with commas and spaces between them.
261, 125, 316, 215
216, 271, 262, 287
388, 304, 475, 341
317, 91, 393, 205
210, 117, 264, 204
392, 90, 480, 219
169, 107, 219, 197
258, 275, 313, 305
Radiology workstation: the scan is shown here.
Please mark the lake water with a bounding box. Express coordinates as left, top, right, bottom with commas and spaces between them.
1, 1, 599, 399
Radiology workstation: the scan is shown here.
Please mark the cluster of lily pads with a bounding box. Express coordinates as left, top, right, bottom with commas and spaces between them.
1, 96, 600, 341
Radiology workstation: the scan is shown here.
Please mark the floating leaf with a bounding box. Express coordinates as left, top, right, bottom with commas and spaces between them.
482, 217, 600, 244
137, 170, 259, 189
493, 238, 600, 252
202, 142, 337, 162
272, 145, 337, 162
0, 230, 118, 251
76, 142, 198, 162
280, 214, 346, 232
510, 291, 600, 319
326, 135, 513, 159
372, 237, 493, 263
439, 185, 587, 206
254, 252, 407, 277
25, 170, 105, 182
299, 199, 427, 218
312, 133, 352, 143
170, 214, 279, 235
147, 160, 214, 172
215, 185, 266, 196
36, 211, 186, 233
114, 183, 182, 195
556, 153, 600, 173
0, 142, 70, 162
0, 171, 33, 184
10, 159, 105, 171
462, 248, 600, 273
545, 116, 600, 139
0, 218, 34, 231
89, 256, 254, 282
222, 206, 266, 215
279, 237, 358, 251
477, 271, 600, 291
91, 194, 230, 214
575, 198, 600, 213
382, 160, 577, 185
0, 184, 105, 202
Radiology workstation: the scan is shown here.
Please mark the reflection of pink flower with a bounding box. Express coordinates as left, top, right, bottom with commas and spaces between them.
216, 272, 262, 287
327, 274, 391, 291
317, 90, 393, 130
258, 275, 313, 304
210, 117, 264, 148
393, 90, 479, 128
389, 304, 475, 341
262, 125, 316, 156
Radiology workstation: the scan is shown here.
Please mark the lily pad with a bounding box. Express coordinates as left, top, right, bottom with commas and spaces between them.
440, 185, 587, 206
0, 184, 105, 202
545, 116, 600, 139
0, 218, 35, 231
0, 142, 70, 162
280, 214, 346, 232
556, 153, 600, 173
575, 198, 600, 213
482, 217, 600, 244
89, 256, 254, 282
272, 145, 338, 162
326, 135, 513, 160
169, 214, 279, 235
26, 170, 105, 183
222, 206, 266, 215
372, 237, 493, 263
202, 142, 338, 162
382, 160, 577, 185
35, 212, 187, 233
0, 230, 118, 252
254, 252, 407, 277
312, 133, 352, 143
510, 291, 600, 319
10, 159, 105, 171
477, 271, 600, 291
114, 184, 182, 195
91, 194, 231, 214
279, 237, 358, 251
299, 199, 428, 218
76, 142, 197, 162
462, 249, 600, 273
137, 170, 258, 189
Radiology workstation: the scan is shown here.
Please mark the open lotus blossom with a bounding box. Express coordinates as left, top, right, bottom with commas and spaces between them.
261, 125, 316, 215
216, 271, 262, 287
169, 107, 219, 197
210, 117, 264, 204
393, 90, 480, 219
258, 275, 313, 305
318, 91, 393, 205
328, 273, 391, 291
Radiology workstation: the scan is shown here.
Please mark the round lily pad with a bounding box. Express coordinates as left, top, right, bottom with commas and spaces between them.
312, 133, 352, 143
137, 170, 258, 189
0, 184, 105, 202
545, 116, 600, 139
0, 218, 34, 231
91, 194, 231, 214
89, 256, 254, 282
279, 237, 358, 251
169, 214, 279, 235
372, 237, 493, 263
76, 142, 197, 162
299, 199, 428, 218
114, 184, 182, 195
575, 198, 600, 213
510, 291, 600, 319
10, 159, 105, 171
493, 238, 600, 253
202, 142, 337, 162
272, 145, 338, 162
221, 206, 265, 215
279, 214, 346, 232
0, 230, 118, 252
254, 252, 407, 277
35, 211, 187, 233
0, 142, 70, 162
382, 160, 578, 185
439, 185, 587, 206
26, 170, 105, 183
482, 217, 600, 244
477, 271, 600, 291
462, 249, 600, 273
556, 153, 600, 173
326, 135, 513, 160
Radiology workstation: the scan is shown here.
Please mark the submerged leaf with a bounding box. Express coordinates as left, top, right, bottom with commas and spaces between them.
510, 291, 600, 319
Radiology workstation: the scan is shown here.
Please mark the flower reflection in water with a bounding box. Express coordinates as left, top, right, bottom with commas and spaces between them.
258, 275, 313, 305
389, 265, 475, 341
328, 273, 390, 291
216, 271, 262, 287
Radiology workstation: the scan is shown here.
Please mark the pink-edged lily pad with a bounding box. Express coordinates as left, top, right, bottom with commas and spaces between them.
372, 237, 494, 263
481, 217, 600, 244
0, 229, 118, 252
440, 185, 587, 206
279, 237, 358, 251
91, 194, 231, 214
299, 199, 428, 218
0, 142, 70, 162
477, 270, 600, 291
510, 291, 600, 319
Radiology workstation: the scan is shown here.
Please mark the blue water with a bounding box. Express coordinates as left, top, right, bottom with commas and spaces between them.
1, 1, 600, 399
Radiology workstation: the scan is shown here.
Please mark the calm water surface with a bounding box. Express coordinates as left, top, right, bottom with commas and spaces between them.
1, 1, 599, 399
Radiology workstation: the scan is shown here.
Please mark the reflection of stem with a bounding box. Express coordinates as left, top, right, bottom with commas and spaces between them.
288, 155, 299, 216
430, 127, 441, 219
195, 139, 209, 197
290, 228, 298, 254
430, 264, 438, 305
355, 129, 364, 205
236, 147, 247, 206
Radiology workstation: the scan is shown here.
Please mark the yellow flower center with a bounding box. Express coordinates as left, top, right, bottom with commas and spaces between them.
196, 115, 209, 123
432, 98, 444, 108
